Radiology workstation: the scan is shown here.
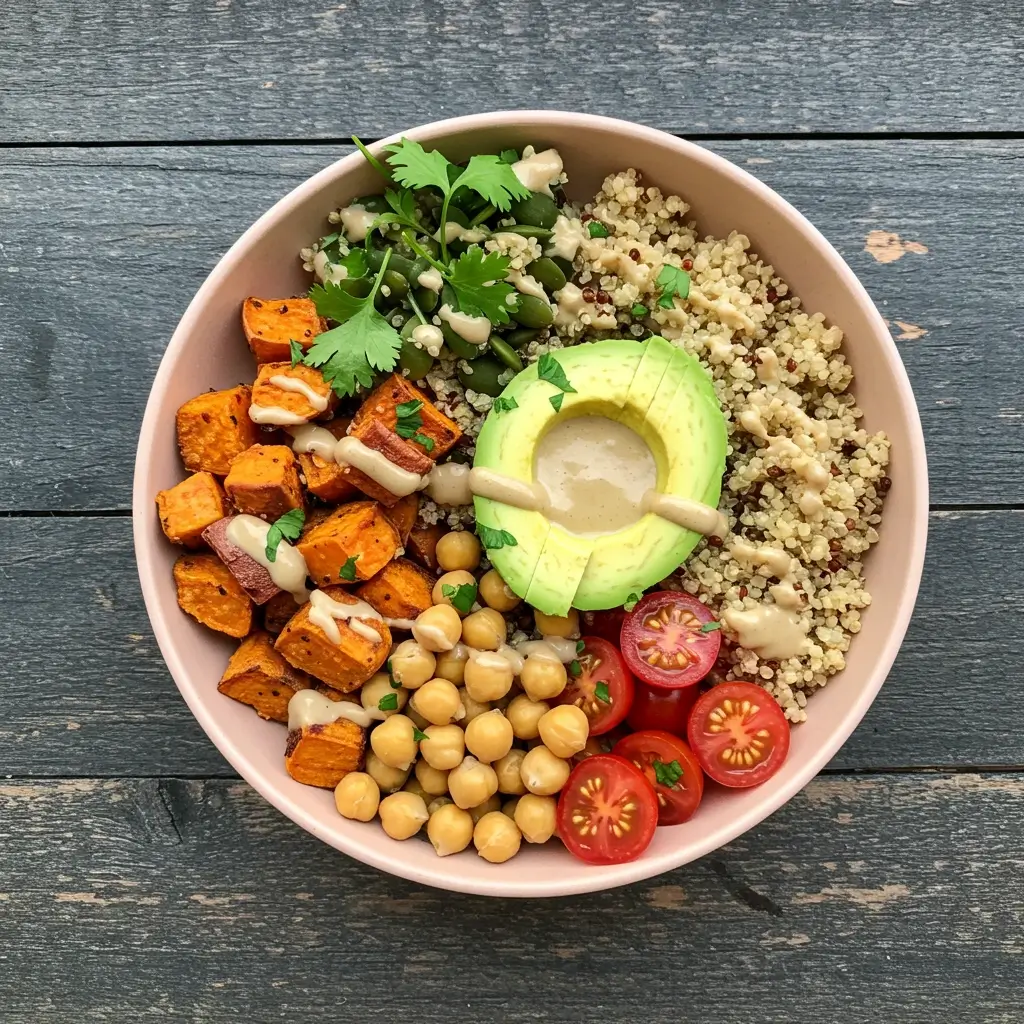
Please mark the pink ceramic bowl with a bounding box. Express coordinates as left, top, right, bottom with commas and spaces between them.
133, 112, 928, 897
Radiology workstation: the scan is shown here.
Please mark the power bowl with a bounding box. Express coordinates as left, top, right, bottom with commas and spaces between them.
133, 112, 928, 897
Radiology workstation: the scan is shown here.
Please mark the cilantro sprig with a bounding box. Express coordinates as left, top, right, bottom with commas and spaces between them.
656, 264, 691, 309
447, 248, 517, 325
441, 582, 478, 615
265, 509, 305, 563
478, 524, 518, 550
305, 250, 403, 398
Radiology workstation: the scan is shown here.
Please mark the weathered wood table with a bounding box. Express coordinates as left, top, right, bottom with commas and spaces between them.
2, 2, 1021, 1019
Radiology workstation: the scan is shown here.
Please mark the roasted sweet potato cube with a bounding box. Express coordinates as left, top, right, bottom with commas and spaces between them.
262, 591, 302, 633
351, 374, 461, 460
285, 717, 365, 789
251, 361, 337, 424
224, 444, 304, 519
297, 502, 400, 586
173, 553, 253, 638
202, 516, 280, 605
275, 585, 391, 691
356, 558, 435, 623
340, 419, 433, 507
218, 630, 312, 722
156, 472, 231, 548
176, 386, 260, 475
407, 523, 445, 572
242, 296, 327, 364
296, 416, 358, 504
383, 494, 419, 545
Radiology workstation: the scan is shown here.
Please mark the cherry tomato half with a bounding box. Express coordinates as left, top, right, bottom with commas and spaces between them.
613, 730, 704, 825
571, 724, 631, 766
620, 591, 720, 690
556, 755, 659, 865
627, 681, 700, 737
687, 681, 790, 788
582, 608, 627, 647
551, 637, 635, 736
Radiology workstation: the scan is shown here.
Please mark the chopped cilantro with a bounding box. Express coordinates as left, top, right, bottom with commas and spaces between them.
631, 303, 649, 318
624, 592, 642, 612
413, 726, 429, 742
595, 681, 612, 704
412, 431, 435, 452
549, 393, 564, 413
492, 395, 519, 415
587, 221, 610, 238
478, 524, 518, 550
500, 148, 519, 165
386, 659, 400, 688
653, 759, 684, 788
441, 581, 478, 614
447, 248, 517, 325
569, 659, 582, 677
656, 263, 691, 309
289, 339, 303, 367
395, 399, 424, 439
338, 555, 359, 582
576, 640, 585, 654
700, 621, 722, 634
377, 692, 399, 712
264, 508, 305, 563
537, 352, 576, 394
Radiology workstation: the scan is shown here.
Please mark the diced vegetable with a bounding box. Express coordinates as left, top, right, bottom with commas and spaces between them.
217, 630, 312, 722
297, 501, 401, 586
224, 444, 305, 519
175, 386, 260, 475
357, 558, 435, 621
285, 716, 366, 789
172, 553, 253, 638
242, 296, 327, 364
155, 471, 230, 548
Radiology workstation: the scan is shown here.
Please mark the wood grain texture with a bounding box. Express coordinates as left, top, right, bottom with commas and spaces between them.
3, 0, 1022, 142
1, 140, 1021, 510
2, 510, 1019, 776
1, 772, 1021, 1022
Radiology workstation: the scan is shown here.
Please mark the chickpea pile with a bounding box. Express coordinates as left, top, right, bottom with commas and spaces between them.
332, 529, 586, 863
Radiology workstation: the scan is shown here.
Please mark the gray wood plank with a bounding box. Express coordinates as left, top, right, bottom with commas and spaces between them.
0, 772, 1021, 1022
2, 510, 1019, 776
2, 0, 1022, 142
0, 140, 1020, 510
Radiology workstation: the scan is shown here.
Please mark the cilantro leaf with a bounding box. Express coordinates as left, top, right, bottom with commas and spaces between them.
500, 148, 519, 165
412, 432, 435, 452
413, 726, 429, 743
395, 399, 424, 418
309, 279, 365, 324
447, 248, 517, 325
394, 399, 424, 439
264, 508, 305, 562
385, 137, 454, 194
576, 640, 585, 654
478, 524, 518, 550
441, 581, 478, 615
595, 680, 612, 704
700, 621, 722, 634
537, 353, 576, 394
491, 396, 518, 415
631, 303, 648, 318
377, 692, 399, 712
656, 263, 691, 309
384, 188, 423, 227
289, 339, 303, 367
455, 154, 532, 212
386, 659, 400, 688
339, 555, 359, 582
624, 592, 642, 612
569, 659, 582, 677
653, 759, 684, 788
587, 221, 610, 238
549, 393, 564, 412
338, 247, 369, 279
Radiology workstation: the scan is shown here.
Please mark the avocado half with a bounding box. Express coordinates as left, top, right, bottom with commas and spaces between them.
473, 336, 727, 615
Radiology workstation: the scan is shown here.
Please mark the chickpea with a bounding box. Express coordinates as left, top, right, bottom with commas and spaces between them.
520, 654, 568, 702
414, 759, 450, 797
436, 530, 482, 572
534, 609, 580, 638
448, 756, 499, 810
520, 745, 571, 796
467, 793, 502, 823
435, 646, 470, 685
360, 672, 407, 718
378, 791, 428, 840
505, 693, 550, 740
478, 569, 522, 612
402, 777, 431, 804
457, 687, 492, 725
537, 704, 590, 758
370, 714, 418, 769
427, 795, 453, 816
502, 797, 520, 819
410, 677, 463, 726
334, 772, 380, 822
473, 811, 522, 863
432, 570, 478, 616
514, 793, 558, 844
461, 608, 507, 651
390, 639, 436, 690
419, 724, 465, 770
465, 709, 514, 763
463, 653, 514, 703
426, 803, 475, 857
493, 748, 527, 795
364, 751, 411, 793
412, 604, 463, 653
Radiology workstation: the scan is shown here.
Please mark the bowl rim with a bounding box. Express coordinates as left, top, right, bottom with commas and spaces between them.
133, 110, 929, 897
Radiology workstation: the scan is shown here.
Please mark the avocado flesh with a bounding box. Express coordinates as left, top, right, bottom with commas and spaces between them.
473, 337, 726, 615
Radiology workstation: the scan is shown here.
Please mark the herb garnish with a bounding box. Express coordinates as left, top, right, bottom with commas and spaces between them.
413, 726, 429, 742
447, 248, 518, 324
377, 692, 399, 712
700, 621, 722, 634
549, 393, 564, 412
569, 660, 582, 677
631, 303, 648, 318
442, 581, 478, 615
653, 759, 684, 787
492, 396, 519, 415
386, 658, 400, 688
576, 640, 585, 654
394, 399, 436, 452
289, 339, 303, 367
338, 555, 360, 582
264, 509, 305, 562
478, 524, 518, 550
595, 681, 612, 704
656, 264, 691, 309
538, 352, 576, 394
624, 592, 642, 612
587, 221, 610, 238
499, 149, 519, 165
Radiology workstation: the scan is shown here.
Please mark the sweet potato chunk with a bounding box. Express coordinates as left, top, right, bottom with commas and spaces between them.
176, 386, 260, 475
202, 516, 280, 605
407, 523, 445, 572
218, 630, 312, 722
383, 493, 419, 545
224, 444, 304, 519
339, 419, 433, 507
275, 585, 391, 691
262, 591, 301, 633
297, 502, 400, 586
297, 417, 358, 504
156, 472, 231, 548
285, 717, 365, 789
352, 374, 461, 460
173, 554, 253, 638
251, 361, 337, 424
242, 296, 326, 364
356, 558, 435, 622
